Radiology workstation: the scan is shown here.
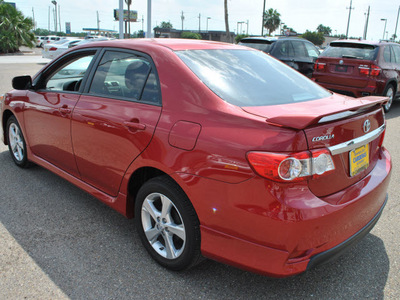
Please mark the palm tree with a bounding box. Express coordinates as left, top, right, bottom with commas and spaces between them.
263, 8, 281, 36
224, 0, 231, 42
0, 1, 35, 53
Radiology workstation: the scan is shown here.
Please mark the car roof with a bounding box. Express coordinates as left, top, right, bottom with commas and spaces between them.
74, 38, 245, 51
240, 36, 310, 42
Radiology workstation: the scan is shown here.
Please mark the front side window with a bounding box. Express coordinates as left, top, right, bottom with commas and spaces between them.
175, 49, 331, 107
89, 50, 160, 104
45, 54, 95, 91
392, 45, 400, 63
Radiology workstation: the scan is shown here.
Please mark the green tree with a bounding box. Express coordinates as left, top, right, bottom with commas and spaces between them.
0, 1, 35, 53
160, 21, 173, 29
316, 24, 332, 35
263, 8, 281, 35
301, 30, 325, 46
235, 34, 249, 43
181, 32, 201, 39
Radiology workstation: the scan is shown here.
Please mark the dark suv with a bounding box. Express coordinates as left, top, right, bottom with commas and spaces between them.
312, 40, 400, 111
239, 37, 320, 77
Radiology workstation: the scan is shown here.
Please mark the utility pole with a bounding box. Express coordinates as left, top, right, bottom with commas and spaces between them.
246, 20, 249, 35
51, 1, 57, 33
395, 5, 400, 41
181, 11, 184, 31
32, 7, 35, 30
48, 6, 50, 31
97, 11, 100, 31
363, 5, 370, 40
58, 5, 61, 32
198, 13, 201, 32
345, 0, 354, 39
147, 0, 152, 38
261, 0, 266, 36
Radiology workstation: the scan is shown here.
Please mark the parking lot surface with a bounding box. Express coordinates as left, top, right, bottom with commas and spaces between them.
0, 55, 399, 299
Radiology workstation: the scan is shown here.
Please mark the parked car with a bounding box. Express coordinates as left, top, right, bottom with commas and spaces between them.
312, 40, 400, 112
42, 39, 82, 59
0, 39, 391, 277
35, 36, 46, 47
239, 36, 320, 77
42, 35, 63, 45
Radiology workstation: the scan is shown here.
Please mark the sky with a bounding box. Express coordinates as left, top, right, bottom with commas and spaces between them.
11, 0, 400, 41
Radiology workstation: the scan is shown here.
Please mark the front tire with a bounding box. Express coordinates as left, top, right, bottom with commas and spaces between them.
383, 85, 395, 112
135, 176, 202, 271
6, 116, 30, 168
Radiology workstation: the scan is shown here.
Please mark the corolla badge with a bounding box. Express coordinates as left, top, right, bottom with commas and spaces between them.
312, 134, 335, 142
363, 119, 371, 133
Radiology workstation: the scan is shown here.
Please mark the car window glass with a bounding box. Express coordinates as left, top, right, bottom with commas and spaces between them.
392, 45, 400, 63
292, 41, 307, 57
45, 54, 94, 91
89, 50, 159, 103
304, 42, 319, 58
239, 40, 274, 53
383, 46, 391, 62
176, 49, 330, 107
321, 43, 379, 60
279, 41, 294, 57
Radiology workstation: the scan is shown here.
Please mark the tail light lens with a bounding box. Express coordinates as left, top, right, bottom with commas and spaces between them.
314, 60, 326, 71
49, 47, 57, 51
359, 64, 381, 77
247, 149, 335, 182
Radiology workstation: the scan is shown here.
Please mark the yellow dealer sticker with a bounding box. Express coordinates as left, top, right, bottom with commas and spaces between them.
349, 144, 369, 177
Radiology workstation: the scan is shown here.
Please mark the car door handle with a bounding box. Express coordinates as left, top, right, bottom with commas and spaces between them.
59, 106, 71, 114
123, 121, 146, 131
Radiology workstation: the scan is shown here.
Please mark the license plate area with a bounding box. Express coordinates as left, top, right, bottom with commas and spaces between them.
349, 144, 369, 177
335, 65, 348, 72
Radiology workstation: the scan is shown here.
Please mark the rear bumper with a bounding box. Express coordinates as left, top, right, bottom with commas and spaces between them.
314, 80, 385, 98
195, 148, 391, 277
307, 194, 387, 270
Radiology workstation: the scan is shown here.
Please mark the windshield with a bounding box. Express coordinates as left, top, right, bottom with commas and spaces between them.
321, 43, 379, 60
175, 49, 330, 107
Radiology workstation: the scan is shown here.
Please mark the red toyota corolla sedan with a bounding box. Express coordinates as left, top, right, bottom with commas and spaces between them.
0, 39, 391, 277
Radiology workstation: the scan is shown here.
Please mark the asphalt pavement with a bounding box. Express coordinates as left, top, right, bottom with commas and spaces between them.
0, 51, 399, 299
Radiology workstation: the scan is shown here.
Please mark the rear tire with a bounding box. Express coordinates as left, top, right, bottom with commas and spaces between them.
135, 176, 202, 271
383, 84, 395, 112
6, 116, 31, 168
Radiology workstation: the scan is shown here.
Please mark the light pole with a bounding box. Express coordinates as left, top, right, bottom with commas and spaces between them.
381, 18, 387, 40
51, 0, 57, 32
206, 17, 211, 33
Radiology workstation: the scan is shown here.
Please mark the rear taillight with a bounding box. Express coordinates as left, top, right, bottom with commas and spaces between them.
314, 60, 326, 71
49, 47, 57, 51
359, 64, 381, 77
247, 149, 335, 182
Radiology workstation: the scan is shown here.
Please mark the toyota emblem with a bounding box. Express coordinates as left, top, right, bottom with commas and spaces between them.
363, 119, 371, 133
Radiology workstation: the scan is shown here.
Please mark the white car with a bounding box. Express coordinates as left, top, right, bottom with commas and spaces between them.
42, 39, 82, 59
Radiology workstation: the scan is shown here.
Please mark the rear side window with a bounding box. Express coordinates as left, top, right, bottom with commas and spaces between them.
321, 43, 378, 60
176, 49, 330, 107
292, 41, 307, 57
383, 46, 392, 62
89, 50, 160, 104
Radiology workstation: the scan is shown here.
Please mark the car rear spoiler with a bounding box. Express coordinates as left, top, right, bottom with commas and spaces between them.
242, 95, 388, 130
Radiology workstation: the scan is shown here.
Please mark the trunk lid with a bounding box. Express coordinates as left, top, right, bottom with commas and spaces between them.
242, 94, 387, 197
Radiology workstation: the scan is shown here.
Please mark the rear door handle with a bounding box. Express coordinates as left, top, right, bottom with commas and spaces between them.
59, 106, 71, 114
123, 121, 146, 131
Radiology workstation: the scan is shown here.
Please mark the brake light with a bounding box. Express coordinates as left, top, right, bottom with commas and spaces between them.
49, 47, 57, 51
370, 64, 381, 76
359, 64, 381, 77
247, 149, 335, 182
314, 60, 326, 71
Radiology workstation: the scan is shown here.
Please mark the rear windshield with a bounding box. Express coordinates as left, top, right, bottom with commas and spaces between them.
321, 43, 379, 60
175, 49, 330, 107
239, 40, 274, 53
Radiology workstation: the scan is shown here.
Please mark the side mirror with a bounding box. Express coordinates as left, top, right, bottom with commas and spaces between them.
12, 75, 32, 90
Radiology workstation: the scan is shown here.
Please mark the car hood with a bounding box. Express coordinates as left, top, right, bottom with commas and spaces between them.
241, 94, 388, 130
